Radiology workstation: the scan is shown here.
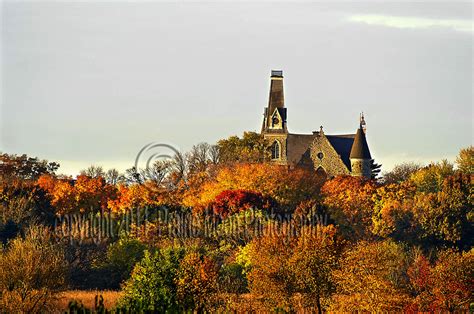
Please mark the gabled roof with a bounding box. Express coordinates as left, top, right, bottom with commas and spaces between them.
285, 133, 357, 170
349, 128, 372, 159
286, 133, 314, 165
326, 134, 355, 170
273, 108, 287, 122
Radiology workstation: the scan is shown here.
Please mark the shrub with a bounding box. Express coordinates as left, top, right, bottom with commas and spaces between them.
101, 233, 146, 287
175, 252, 219, 311
118, 247, 185, 311
219, 262, 248, 294
0, 226, 67, 312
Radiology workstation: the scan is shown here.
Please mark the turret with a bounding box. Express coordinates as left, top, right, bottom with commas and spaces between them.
350, 117, 372, 178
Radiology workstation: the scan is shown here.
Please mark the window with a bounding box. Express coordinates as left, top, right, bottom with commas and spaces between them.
271, 141, 280, 159
316, 166, 327, 178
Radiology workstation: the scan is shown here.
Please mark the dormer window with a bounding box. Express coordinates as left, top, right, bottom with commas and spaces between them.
272, 117, 279, 126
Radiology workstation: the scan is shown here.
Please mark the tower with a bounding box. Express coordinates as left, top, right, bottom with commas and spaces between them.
261, 70, 288, 163
349, 119, 372, 178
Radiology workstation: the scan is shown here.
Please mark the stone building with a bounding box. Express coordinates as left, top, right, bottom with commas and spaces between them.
261, 70, 374, 178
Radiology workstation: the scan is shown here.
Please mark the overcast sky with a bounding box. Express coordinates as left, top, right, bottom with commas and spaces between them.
1, 1, 472, 175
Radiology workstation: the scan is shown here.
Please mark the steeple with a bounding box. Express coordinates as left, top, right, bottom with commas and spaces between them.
350, 121, 372, 178
350, 127, 371, 159
261, 70, 287, 133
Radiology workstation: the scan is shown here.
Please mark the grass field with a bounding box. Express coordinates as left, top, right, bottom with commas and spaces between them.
54, 290, 122, 311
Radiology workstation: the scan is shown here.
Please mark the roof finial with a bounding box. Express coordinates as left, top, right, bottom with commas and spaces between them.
320, 125, 324, 134
360, 112, 366, 134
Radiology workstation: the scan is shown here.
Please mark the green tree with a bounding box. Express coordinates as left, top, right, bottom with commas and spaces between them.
118, 247, 185, 311
409, 160, 454, 193
217, 132, 270, 164
414, 173, 473, 248
100, 233, 146, 287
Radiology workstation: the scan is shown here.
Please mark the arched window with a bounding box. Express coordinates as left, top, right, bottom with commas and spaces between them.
316, 166, 327, 179
271, 141, 280, 160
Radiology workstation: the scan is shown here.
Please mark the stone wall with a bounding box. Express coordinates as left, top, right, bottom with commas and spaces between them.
310, 134, 350, 177
264, 134, 288, 165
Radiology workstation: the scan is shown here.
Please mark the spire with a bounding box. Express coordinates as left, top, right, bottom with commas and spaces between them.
262, 70, 287, 133
360, 112, 366, 134
268, 70, 284, 112
350, 126, 371, 159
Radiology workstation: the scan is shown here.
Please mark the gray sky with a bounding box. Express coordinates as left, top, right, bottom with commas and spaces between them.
1, 1, 472, 175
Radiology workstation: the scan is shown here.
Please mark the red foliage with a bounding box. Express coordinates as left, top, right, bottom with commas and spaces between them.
211, 189, 272, 218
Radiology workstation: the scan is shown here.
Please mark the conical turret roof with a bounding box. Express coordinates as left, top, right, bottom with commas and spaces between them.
350, 127, 371, 159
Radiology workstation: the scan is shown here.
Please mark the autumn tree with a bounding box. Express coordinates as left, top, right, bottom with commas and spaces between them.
409, 160, 454, 193
184, 163, 323, 211
247, 225, 295, 310
430, 249, 473, 311
330, 240, 411, 311
124, 167, 143, 185
406, 252, 436, 312
0, 153, 59, 180
321, 176, 378, 240
105, 168, 124, 185
413, 173, 473, 248
119, 247, 219, 312
80, 165, 105, 178
186, 142, 218, 175
382, 162, 422, 185
37, 174, 116, 214
1, 177, 55, 240
371, 181, 418, 241
456, 146, 473, 174
212, 189, 273, 218
216, 209, 268, 247
140, 160, 174, 186
289, 225, 342, 313
0, 226, 67, 312
216, 132, 270, 164
175, 252, 219, 311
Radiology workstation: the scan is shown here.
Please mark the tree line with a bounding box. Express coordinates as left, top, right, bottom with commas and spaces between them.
0, 134, 472, 312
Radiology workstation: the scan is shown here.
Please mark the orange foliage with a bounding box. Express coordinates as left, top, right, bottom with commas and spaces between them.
321, 176, 378, 239
330, 240, 411, 311
107, 182, 169, 213
183, 163, 323, 212
37, 174, 116, 214
371, 181, 417, 239
175, 252, 219, 310
430, 249, 473, 311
